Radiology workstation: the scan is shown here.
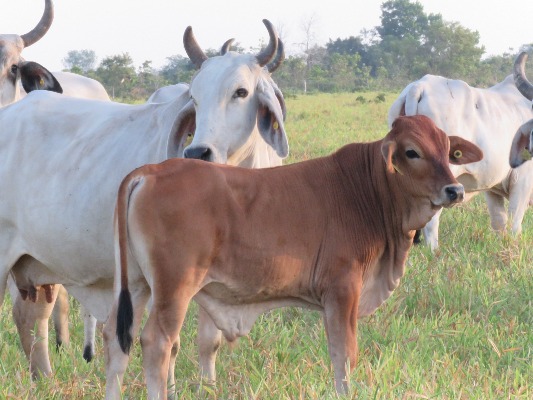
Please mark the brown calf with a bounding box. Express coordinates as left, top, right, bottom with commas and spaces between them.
104, 115, 483, 399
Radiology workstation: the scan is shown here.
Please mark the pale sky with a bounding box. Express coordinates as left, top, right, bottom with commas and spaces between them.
3, 0, 531, 72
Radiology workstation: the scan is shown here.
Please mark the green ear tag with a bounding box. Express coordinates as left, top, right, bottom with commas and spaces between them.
521, 148, 532, 161
273, 121, 279, 130
39, 78, 44, 87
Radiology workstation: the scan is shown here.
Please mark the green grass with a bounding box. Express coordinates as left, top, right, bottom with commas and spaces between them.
0, 92, 531, 399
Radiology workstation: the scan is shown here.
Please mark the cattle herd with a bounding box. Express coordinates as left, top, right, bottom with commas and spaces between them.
0, 1, 531, 398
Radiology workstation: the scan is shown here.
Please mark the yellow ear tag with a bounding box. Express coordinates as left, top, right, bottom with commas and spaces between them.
453, 150, 462, 159
273, 121, 279, 130
39, 78, 44, 87
521, 148, 532, 161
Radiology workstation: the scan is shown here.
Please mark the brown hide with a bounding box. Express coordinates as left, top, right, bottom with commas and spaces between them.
108, 115, 483, 398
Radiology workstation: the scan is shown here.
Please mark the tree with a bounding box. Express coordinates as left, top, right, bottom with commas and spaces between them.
95, 53, 137, 100
377, 0, 427, 40
62, 49, 97, 73
326, 37, 366, 56
160, 55, 195, 85
134, 60, 162, 99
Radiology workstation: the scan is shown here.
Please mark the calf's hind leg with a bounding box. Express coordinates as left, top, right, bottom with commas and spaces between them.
142, 285, 197, 400
104, 286, 150, 400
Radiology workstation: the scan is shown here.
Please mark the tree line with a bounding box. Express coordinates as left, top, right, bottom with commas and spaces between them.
63, 0, 533, 101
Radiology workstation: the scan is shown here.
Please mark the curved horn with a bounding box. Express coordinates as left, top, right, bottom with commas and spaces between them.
514, 52, 533, 101
220, 38, 235, 55
184, 26, 208, 69
267, 38, 285, 73
256, 19, 278, 67
21, 0, 54, 48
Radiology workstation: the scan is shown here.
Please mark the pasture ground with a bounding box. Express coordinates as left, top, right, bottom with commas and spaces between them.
0, 92, 531, 399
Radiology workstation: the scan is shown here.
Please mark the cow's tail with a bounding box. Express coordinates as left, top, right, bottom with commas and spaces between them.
387, 81, 425, 125
115, 172, 143, 355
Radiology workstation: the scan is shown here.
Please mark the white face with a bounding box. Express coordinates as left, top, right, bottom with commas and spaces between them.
0, 35, 24, 107
186, 53, 262, 164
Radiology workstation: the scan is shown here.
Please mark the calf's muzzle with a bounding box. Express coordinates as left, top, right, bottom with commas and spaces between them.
443, 184, 464, 204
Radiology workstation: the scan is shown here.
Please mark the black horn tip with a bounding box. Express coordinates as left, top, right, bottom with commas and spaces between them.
220, 38, 235, 55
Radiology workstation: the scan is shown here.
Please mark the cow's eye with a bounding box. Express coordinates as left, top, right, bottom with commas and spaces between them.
234, 88, 248, 98
10, 65, 18, 74
405, 149, 420, 159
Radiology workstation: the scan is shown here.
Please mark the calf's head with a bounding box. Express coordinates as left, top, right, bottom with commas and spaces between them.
382, 115, 483, 226
181, 19, 288, 165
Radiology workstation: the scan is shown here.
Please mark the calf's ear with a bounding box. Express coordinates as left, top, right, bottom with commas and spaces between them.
381, 140, 398, 173
256, 78, 289, 158
448, 136, 483, 165
20, 61, 63, 94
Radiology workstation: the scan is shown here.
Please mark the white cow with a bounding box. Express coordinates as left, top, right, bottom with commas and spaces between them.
1, 0, 109, 106
0, 20, 286, 385
1, 0, 109, 368
389, 63, 533, 250
510, 52, 533, 168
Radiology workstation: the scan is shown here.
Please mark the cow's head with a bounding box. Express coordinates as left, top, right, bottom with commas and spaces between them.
0, 0, 61, 106
177, 19, 288, 165
382, 115, 483, 227
510, 52, 533, 168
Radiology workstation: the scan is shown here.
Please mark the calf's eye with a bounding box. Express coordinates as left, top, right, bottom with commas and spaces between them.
10, 65, 18, 74
405, 149, 420, 159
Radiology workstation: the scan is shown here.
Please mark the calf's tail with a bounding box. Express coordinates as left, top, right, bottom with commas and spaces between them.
115, 173, 143, 354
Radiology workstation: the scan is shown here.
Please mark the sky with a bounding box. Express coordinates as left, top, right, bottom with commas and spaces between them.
2, 0, 531, 72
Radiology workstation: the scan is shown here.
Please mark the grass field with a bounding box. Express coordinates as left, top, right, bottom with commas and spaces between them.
0, 92, 531, 399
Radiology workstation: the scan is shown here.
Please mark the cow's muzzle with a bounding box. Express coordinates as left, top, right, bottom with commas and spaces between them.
184, 145, 213, 162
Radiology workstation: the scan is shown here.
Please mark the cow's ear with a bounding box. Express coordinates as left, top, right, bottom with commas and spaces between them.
448, 136, 483, 165
167, 99, 196, 158
381, 140, 397, 173
19, 61, 63, 94
256, 78, 289, 158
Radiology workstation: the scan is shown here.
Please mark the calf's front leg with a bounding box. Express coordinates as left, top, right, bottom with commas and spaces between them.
322, 277, 361, 395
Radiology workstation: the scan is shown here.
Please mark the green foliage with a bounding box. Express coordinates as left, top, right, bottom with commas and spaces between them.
159, 54, 195, 85
1, 93, 530, 399
95, 52, 137, 100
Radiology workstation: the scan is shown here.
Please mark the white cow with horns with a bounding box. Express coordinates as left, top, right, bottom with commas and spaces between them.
388, 55, 533, 250
0, 19, 287, 384
2, 0, 110, 366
